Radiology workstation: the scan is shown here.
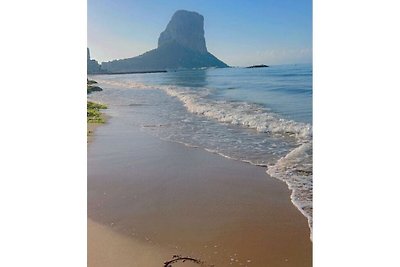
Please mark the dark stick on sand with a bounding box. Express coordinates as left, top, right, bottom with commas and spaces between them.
163, 255, 211, 267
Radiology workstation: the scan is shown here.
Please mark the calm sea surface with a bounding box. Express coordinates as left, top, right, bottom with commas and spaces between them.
89, 64, 313, 234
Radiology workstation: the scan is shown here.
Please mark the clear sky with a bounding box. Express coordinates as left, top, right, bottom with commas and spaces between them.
88, 0, 312, 66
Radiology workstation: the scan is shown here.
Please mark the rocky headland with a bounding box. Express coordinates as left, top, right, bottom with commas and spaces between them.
101, 10, 228, 72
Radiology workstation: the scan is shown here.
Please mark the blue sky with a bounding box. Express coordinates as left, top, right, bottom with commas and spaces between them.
88, 0, 312, 66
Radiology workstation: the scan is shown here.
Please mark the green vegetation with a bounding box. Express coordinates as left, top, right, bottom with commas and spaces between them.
88, 101, 107, 110
87, 78, 107, 130
87, 101, 107, 123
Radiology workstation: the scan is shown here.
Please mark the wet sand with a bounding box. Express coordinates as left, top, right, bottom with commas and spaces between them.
87, 113, 109, 144
88, 115, 312, 266
88, 219, 181, 267
87, 122, 101, 143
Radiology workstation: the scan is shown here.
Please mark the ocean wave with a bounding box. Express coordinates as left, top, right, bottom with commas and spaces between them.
163, 86, 312, 143
96, 79, 312, 143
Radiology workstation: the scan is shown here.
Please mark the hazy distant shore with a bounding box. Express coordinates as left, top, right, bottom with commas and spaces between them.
87, 95, 312, 266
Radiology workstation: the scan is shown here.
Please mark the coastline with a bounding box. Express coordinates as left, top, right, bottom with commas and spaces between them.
87, 122, 102, 144
87, 81, 108, 143
87, 114, 109, 144
88, 111, 312, 266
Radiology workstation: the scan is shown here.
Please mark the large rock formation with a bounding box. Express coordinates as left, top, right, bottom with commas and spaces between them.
102, 10, 228, 72
158, 10, 207, 54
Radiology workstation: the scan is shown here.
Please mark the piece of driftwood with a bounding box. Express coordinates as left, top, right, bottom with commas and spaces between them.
163, 255, 212, 267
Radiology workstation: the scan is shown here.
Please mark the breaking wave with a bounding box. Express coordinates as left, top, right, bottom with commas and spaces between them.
163, 86, 312, 141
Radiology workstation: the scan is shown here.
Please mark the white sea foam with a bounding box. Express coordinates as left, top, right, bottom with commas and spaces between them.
266, 142, 313, 239
163, 86, 312, 142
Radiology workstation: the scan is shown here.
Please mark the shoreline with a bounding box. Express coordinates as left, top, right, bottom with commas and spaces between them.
87, 113, 109, 144
87, 122, 102, 144
87, 78, 108, 143
88, 112, 312, 266
159, 137, 313, 239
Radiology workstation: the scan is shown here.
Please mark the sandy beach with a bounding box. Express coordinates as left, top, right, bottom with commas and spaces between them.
87, 112, 312, 267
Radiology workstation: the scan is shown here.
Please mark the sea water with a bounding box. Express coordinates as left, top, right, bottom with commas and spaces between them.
88, 64, 313, 236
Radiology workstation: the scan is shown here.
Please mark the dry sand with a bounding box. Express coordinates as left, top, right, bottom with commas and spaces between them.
88, 116, 312, 267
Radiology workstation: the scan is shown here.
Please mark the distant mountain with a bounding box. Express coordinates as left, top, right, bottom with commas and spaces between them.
102, 10, 228, 72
